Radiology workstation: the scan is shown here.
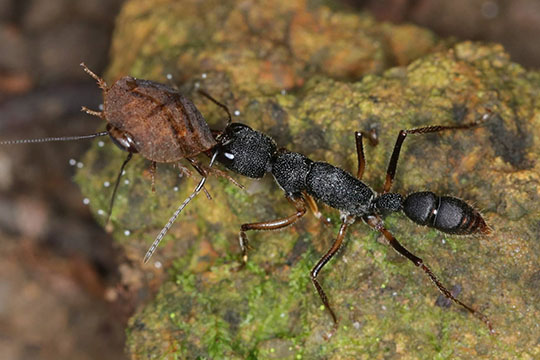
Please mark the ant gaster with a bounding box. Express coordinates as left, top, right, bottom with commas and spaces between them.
212, 115, 493, 337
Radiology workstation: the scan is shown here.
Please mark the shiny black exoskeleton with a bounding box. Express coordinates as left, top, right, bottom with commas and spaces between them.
214, 119, 493, 337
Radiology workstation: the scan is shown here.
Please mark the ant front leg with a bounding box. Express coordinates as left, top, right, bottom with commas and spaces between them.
383, 121, 482, 193
310, 216, 352, 338
237, 196, 307, 270
364, 215, 494, 333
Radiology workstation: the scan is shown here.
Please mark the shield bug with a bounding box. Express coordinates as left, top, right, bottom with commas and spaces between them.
0, 64, 231, 263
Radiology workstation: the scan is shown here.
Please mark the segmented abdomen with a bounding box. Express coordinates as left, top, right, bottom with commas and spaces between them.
403, 191, 490, 235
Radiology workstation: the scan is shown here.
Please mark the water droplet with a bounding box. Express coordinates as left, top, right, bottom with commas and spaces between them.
124, 230, 131, 236
166, 73, 173, 80
97, 209, 105, 216
98, 104, 104, 111
124, 179, 130, 185
82, 198, 90, 205
104, 181, 110, 187
76, 162, 84, 168
69, 159, 76, 166
201, 73, 207, 79
481, 1, 498, 19
233, 110, 240, 116
98, 141, 105, 147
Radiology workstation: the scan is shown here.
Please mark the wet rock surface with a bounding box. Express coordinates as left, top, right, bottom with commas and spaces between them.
76, 0, 540, 358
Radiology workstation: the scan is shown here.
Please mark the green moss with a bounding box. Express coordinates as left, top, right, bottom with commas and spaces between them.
76, 0, 540, 358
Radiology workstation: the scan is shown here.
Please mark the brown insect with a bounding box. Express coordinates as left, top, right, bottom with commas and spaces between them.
0, 63, 234, 263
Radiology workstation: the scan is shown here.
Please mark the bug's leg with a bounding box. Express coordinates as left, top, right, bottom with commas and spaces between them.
237, 196, 306, 269
303, 192, 331, 225
383, 121, 483, 193
310, 217, 351, 339
187, 157, 214, 199
364, 215, 494, 334
80, 62, 108, 90
177, 162, 193, 178
106, 152, 133, 226
188, 156, 244, 191
149, 161, 157, 193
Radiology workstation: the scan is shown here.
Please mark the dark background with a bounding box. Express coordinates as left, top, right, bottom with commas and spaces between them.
0, 0, 538, 358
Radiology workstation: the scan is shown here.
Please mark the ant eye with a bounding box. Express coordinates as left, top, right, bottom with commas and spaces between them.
227, 123, 249, 135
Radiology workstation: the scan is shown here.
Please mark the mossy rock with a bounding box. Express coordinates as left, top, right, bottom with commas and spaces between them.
76, 0, 540, 358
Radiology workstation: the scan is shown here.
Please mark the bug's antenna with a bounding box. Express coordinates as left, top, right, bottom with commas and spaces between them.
143, 151, 218, 264
0, 131, 109, 145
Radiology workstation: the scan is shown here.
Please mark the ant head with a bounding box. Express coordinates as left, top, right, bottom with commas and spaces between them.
106, 124, 139, 154
374, 192, 403, 216
215, 122, 277, 179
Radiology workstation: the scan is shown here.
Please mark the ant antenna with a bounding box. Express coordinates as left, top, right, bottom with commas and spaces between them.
197, 90, 233, 126
105, 152, 134, 225
143, 150, 219, 264
0, 131, 109, 145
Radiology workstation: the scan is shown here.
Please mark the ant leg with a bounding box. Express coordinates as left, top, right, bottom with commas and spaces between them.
80, 62, 108, 91
355, 127, 379, 179
364, 215, 494, 334
364, 127, 379, 146
310, 217, 351, 338
198, 90, 233, 126
237, 196, 306, 269
383, 121, 483, 193
106, 152, 133, 225
303, 192, 331, 225
354, 131, 366, 180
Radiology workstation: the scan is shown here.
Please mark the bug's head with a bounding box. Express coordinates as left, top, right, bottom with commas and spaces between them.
106, 124, 139, 154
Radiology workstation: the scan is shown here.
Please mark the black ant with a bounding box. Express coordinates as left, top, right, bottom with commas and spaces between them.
208, 111, 494, 337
